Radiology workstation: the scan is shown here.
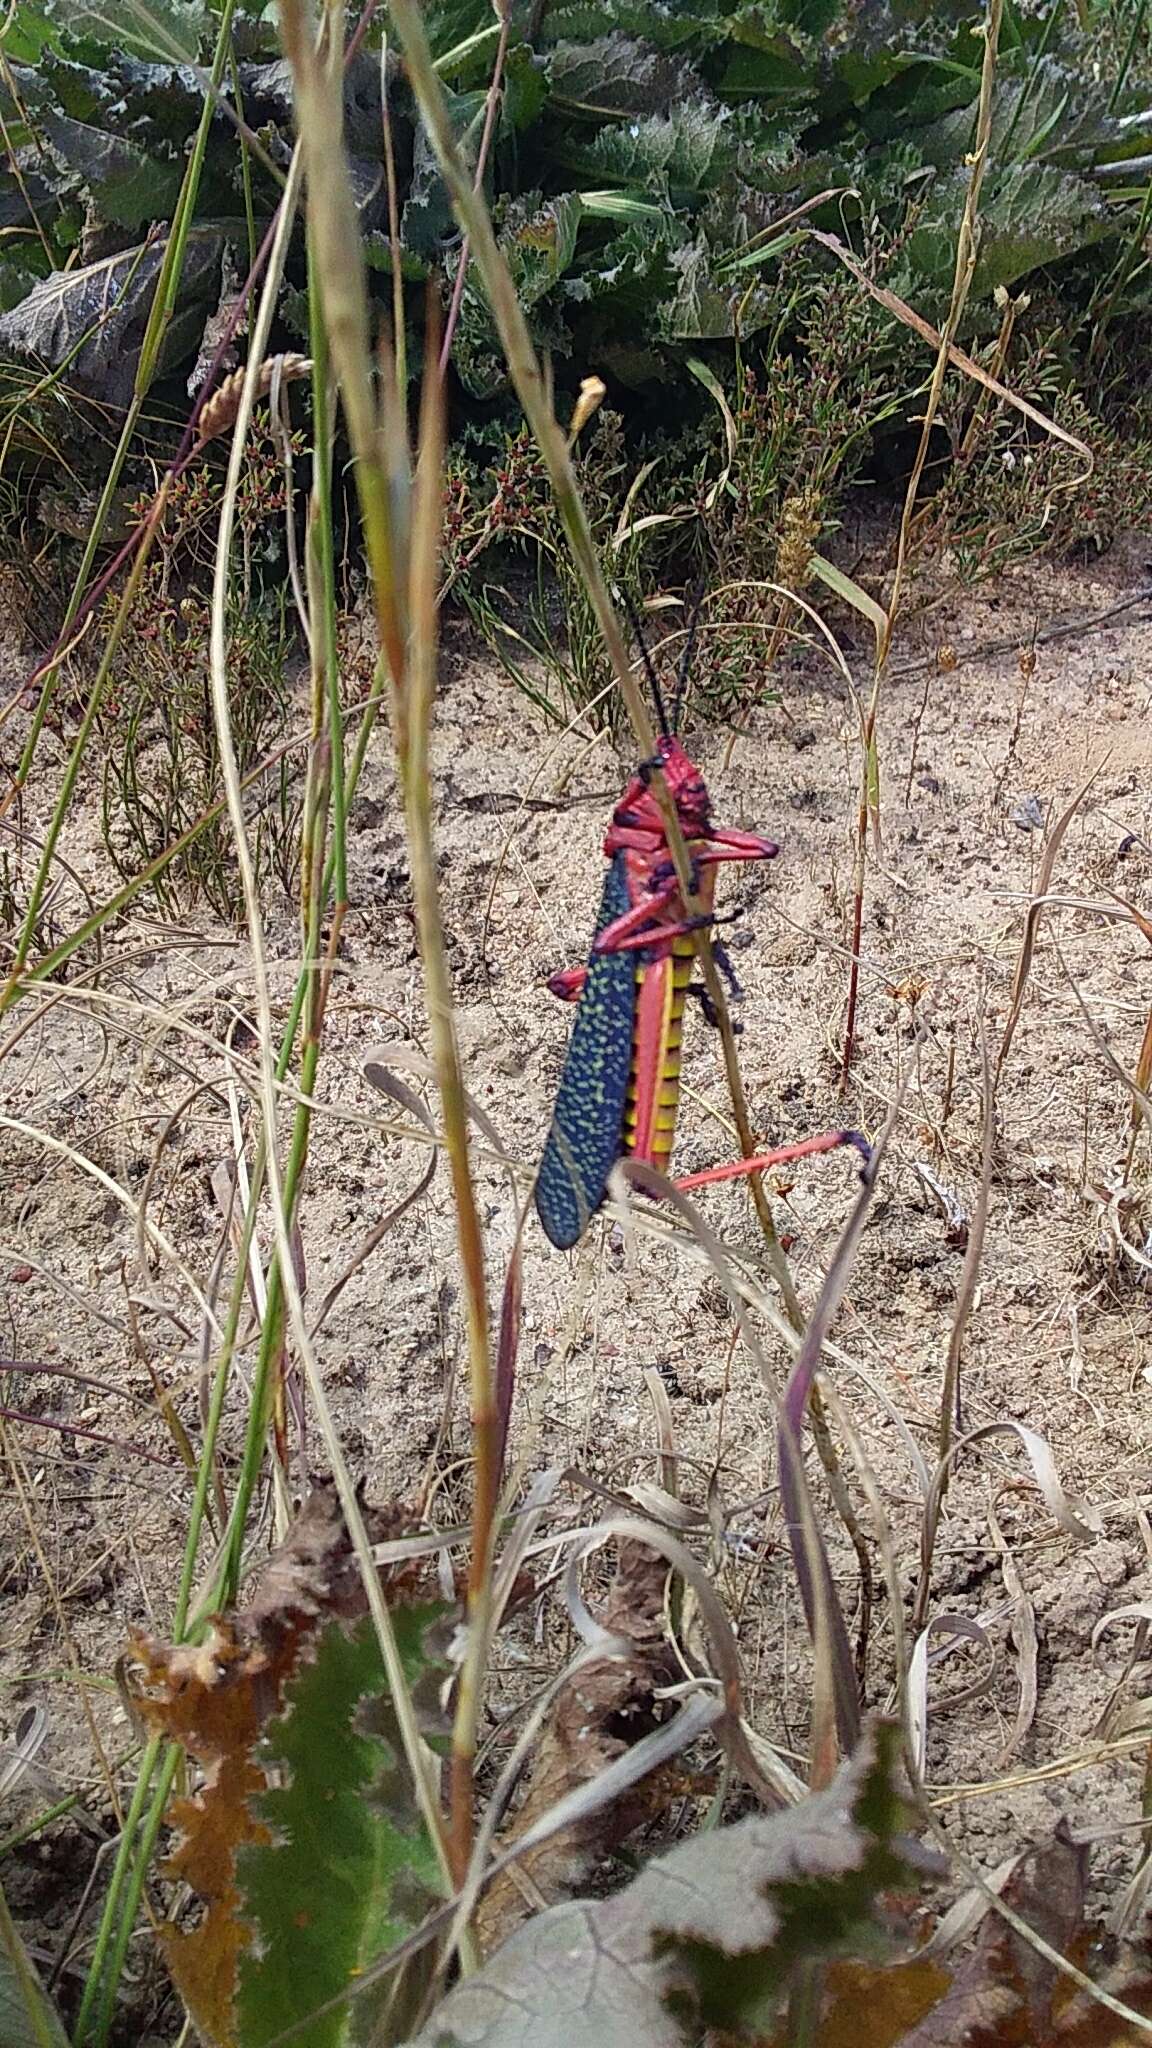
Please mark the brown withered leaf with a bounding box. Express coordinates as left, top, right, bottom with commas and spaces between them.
476, 1539, 681, 1956
1053, 1926, 1152, 2043
894, 1827, 1089, 2048
126, 1480, 421, 2046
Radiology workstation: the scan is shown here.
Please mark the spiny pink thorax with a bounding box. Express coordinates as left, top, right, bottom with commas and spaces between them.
608, 735, 712, 845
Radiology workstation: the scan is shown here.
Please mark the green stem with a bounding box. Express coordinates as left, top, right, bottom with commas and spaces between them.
70, 1739, 163, 2048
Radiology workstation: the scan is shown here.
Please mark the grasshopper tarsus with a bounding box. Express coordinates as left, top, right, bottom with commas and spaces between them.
711, 938, 744, 1002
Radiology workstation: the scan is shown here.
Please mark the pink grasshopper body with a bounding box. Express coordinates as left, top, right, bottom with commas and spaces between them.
534, 730, 868, 1249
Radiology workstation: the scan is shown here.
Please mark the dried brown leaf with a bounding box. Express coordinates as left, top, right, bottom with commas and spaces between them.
893, 1828, 1088, 2048
476, 1540, 679, 1955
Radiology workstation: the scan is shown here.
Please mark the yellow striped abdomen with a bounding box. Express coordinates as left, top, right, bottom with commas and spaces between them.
622, 856, 717, 1169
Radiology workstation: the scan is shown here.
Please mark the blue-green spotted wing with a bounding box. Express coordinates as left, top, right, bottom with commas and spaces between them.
535, 854, 637, 1249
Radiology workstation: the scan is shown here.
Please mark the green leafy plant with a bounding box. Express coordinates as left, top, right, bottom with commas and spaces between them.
0, 0, 1150, 570
128, 1484, 450, 2048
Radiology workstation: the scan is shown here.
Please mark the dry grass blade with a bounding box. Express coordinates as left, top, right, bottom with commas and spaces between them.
908, 1615, 998, 1778
925, 1421, 1102, 1543
1053, 936, 1152, 1130
1092, 1602, 1152, 1665
615, 1159, 779, 1396
913, 1015, 994, 1633
988, 1501, 1039, 1770
475, 1537, 683, 1954
309, 1060, 439, 1337
494, 1225, 525, 1470
0, 1110, 224, 1339
883, 0, 1003, 652
643, 1368, 679, 1499
775, 1085, 906, 1765
403, 322, 503, 1883
996, 765, 1104, 1080
810, 229, 1093, 466
0, 1706, 48, 1804
434, 1506, 774, 1977
534, 1511, 785, 1806
205, 128, 455, 1896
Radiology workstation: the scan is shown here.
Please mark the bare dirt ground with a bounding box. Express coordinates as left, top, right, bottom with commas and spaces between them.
2, 555, 1152, 2025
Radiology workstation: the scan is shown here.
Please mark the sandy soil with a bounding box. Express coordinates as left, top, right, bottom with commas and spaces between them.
2, 555, 1152, 2028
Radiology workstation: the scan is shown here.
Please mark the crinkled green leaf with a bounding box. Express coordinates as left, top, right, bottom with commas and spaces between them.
659, 235, 773, 339
501, 44, 548, 132
63, 51, 203, 137
723, 102, 804, 189
545, 33, 707, 116
40, 111, 180, 229
554, 101, 735, 191
0, 228, 221, 404
564, 213, 682, 312
425, 0, 530, 63
240, 47, 379, 155
924, 56, 1126, 172
234, 1606, 448, 2048
449, 190, 585, 395
503, 192, 584, 305
902, 161, 1115, 295
365, 234, 432, 282
823, 0, 982, 105
403, 1721, 940, 2048
401, 84, 487, 258
33, 0, 208, 63
715, 6, 817, 100
537, 0, 725, 52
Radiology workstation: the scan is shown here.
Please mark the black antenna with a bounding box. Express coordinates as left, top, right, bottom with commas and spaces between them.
672, 577, 707, 732
617, 587, 672, 739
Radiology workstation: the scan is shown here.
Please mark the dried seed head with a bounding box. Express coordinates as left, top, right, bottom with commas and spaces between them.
568, 374, 606, 445
773, 490, 821, 592
936, 644, 958, 673
195, 353, 313, 447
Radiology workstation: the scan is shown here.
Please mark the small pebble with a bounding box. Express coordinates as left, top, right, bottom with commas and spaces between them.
1011, 795, 1045, 831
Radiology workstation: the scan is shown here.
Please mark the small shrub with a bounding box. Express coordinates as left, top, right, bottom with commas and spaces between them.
97, 416, 306, 920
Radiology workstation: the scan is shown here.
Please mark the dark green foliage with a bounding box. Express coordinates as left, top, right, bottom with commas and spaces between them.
1, 0, 1151, 697
0, 0, 1148, 424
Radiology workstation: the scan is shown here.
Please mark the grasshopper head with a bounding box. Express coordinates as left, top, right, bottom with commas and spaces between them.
656, 734, 712, 834
610, 734, 712, 840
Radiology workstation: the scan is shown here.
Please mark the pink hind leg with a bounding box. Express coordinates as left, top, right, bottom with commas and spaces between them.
676, 1128, 871, 1191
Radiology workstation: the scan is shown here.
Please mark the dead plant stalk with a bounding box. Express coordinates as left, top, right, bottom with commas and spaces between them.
203, 120, 455, 1900
278, 0, 498, 1894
